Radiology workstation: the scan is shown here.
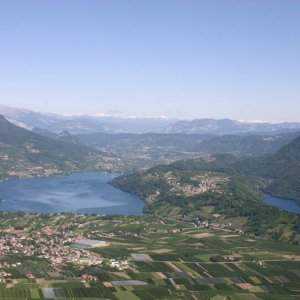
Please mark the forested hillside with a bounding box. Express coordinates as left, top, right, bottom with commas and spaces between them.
112, 136, 300, 243
0, 116, 124, 180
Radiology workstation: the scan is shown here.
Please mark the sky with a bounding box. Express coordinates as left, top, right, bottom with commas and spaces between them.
0, 0, 299, 121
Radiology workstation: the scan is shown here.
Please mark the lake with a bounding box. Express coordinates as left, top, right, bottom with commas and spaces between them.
0, 172, 144, 215
263, 193, 300, 214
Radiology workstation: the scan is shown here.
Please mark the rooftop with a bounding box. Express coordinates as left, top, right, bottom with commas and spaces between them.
73, 239, 107, 248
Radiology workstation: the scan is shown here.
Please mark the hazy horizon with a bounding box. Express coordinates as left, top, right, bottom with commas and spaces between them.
2, 103, 300, 124
0, 0, 299, 122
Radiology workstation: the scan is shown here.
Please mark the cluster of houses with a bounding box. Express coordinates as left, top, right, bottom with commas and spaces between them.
109, 259, 130, 270
0, 225, 108, 270
7, 166, 61, 178
166, 173, 221, 196
194, 219, 243, 234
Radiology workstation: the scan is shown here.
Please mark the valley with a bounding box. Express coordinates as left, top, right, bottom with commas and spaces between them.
1, 1, 299, 298
0, 109, 300, 300
0, 213, 299, 299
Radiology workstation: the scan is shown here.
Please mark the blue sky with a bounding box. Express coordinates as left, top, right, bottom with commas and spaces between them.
0, 0, 299, 121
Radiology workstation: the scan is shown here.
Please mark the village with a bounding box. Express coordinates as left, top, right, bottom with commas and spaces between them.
0, 226, 101, 269
166, 172, 228, 197
0, 211, 245, 280
0, 212, 298, 299
0, 215, 139, 282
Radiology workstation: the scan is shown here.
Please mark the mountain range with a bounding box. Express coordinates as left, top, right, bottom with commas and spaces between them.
161, 118, 300, 135
1, 104, 300, 170
0, 105, 175, 134
1, 105, 300, 135
29, 124, 300, 163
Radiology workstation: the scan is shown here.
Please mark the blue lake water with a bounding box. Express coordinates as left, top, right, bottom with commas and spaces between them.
263, 193, 300, 214
0, 172, 144, 215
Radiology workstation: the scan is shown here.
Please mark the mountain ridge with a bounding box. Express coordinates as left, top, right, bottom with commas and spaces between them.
161, 118, 300, 135
1, 105, 300, 135
0, 105, 176, 134
0, 115, 123, 180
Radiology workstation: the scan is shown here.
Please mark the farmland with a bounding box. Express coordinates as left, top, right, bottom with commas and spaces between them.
0, 213, 299, 299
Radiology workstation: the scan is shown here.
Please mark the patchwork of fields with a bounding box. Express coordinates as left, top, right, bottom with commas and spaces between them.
0, 213, 299, 299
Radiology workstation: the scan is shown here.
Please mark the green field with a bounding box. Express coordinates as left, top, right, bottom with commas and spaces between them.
0, 213, 299, 299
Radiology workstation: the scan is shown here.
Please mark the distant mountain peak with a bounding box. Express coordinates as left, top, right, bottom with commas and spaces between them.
57, 130, 73, 137
0, 105, 176, 134
1, 105, 300, 135
161, 118, 300, 135
0, 115, 17, 129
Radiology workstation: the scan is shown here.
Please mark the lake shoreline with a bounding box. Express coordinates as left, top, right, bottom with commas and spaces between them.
263, 192, 300, 214
0, 172, 144, 216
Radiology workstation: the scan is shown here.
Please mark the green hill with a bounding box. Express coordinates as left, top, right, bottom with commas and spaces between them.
166, 135, 300, 202
112, 136, 300, 243
0, 116, 123, 179
236, 135, 300, 201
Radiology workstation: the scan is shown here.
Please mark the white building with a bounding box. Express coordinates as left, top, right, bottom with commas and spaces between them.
73, 239, 108, 249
